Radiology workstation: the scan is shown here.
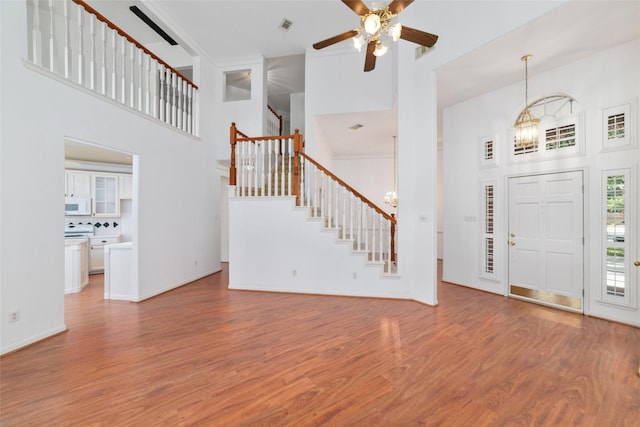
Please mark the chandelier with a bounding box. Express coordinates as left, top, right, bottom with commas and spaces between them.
385, 136, 398, 209
514, 54, 540, 147
352, 7, 402, 57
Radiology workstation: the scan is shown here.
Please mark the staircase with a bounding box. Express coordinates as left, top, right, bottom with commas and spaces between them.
228, 124, 399, 297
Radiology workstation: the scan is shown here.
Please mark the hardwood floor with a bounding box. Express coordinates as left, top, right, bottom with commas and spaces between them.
1, 263, 639, 426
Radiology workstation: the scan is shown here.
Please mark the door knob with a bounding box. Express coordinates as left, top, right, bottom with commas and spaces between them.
635, 261, 640, 267
510, 233, 516, 237
509, 241, 516, 246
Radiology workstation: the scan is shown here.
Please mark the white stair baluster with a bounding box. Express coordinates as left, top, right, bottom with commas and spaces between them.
287, 139, 293, 195
77, 4, 84, 86
137, 50, 143, 111
31, 0, 42, 66
144, 55, 150, 114
48, 0, 56, 72
151, 60, 158, 118
158, 66, 165, 122
186, 85, 193, 134
88, 14, 96, 90
63, 0, 72, 79
109, 29, 117, 99
170, 73, 177, 126
100, 21, 107, 95
349, 193, 354, 241
128, 43, 135, 108
342, 187, 347, 239
267, 139, 273, 197
176, 77, 183, 129
260, 141, 266, 196
120, 38, 126, 103
378, 215, 383, 262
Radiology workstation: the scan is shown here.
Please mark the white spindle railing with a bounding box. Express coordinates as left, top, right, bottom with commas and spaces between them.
26, 0, 198, 136
298, 157, 395, 268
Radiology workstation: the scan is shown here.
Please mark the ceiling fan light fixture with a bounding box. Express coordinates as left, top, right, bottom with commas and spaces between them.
373, 41, 388, 57
353, 34, 366, 51
364, 13, 381, 35
388, 23, 402, 42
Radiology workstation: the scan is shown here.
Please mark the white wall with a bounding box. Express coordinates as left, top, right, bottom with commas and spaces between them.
229, 197, 409, 299
214, 57, 267, 160
0, 1, 221, 354
331, 156, 396, 216
442, 39, 640, 326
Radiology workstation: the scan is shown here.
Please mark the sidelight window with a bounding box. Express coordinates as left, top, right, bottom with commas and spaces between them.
601, 170, 634, 307
480, 181, 496, 280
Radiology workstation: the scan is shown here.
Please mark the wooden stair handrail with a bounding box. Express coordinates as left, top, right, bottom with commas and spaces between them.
299, 153, 397, 225
72, 0, 198, 90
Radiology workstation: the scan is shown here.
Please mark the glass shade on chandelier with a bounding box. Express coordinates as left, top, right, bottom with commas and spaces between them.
374, 41, 388, 57
364, 14, 381, 34
515, 109, 540, 147
385, 191, 398, 208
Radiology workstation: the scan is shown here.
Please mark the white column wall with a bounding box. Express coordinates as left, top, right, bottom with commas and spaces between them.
1, 1, 221, 354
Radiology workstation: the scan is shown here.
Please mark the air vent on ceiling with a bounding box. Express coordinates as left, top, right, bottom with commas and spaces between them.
279, 19, 293, 31
349, 124, 363, 130
129, 6, 178, 46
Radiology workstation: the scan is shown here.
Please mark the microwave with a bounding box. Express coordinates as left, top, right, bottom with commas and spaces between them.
65, 197, 91, 216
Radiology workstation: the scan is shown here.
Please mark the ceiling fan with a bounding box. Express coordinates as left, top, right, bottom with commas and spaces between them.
312, 0, 439, 72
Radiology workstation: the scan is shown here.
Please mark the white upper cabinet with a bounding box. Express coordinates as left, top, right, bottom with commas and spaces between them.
119, 174, 133, 199
65, 171, 91, 198
92, 174, 119, 217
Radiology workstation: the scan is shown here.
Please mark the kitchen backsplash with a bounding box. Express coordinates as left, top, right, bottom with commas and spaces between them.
65, 219, 120, 236
65, 200, 133, 240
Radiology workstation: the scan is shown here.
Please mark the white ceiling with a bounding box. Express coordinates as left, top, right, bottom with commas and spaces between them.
75, 0, 640, 161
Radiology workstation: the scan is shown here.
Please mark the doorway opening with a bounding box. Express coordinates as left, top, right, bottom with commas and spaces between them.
64, 138, 138, 301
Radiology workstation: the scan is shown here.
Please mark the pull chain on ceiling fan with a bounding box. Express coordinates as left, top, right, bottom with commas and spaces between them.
312, 0, 439, 72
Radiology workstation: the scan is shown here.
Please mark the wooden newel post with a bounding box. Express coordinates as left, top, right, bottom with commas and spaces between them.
390, 213, 396, 263
293, 129, 302, 206
230, 122, 237, 186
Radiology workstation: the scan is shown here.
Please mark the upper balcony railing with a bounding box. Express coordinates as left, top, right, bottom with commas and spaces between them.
26, 0, 198, 136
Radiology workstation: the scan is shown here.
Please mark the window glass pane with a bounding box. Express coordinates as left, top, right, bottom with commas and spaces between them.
606, 175, 625, 243
606, 247, 625, 296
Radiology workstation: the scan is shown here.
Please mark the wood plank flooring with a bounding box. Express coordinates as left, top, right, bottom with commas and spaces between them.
1, 263, 639, 426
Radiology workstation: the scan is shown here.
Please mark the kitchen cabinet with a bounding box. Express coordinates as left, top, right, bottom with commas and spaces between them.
119, 174, 133, 199
65, 239, 89, 293
65, 171, 91, 198
92, 174, 119, 216
90, 236, 120, 274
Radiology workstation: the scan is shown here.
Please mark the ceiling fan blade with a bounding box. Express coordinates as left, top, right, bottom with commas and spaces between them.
313, 29, 359, 50
364, 41, 376, 72
342, 0, 370, 16
399, 25, 439, 47
387, 0, 414, 15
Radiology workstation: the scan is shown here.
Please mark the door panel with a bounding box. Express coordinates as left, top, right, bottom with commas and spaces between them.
508, 171, 584, 311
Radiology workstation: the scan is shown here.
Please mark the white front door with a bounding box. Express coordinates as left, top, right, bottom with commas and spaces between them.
508, 171, 584, 311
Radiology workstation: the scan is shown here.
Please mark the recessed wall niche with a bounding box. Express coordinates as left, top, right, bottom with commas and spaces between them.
224, 69, 252, 102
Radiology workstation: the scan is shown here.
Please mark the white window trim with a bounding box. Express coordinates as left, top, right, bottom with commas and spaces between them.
479, 180, 497, 281
598, 167, 637, 309
601, 99, 637, 152
480, 135, 498, 168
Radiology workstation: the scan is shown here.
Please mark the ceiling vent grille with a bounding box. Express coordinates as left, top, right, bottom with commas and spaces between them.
279, 19, 293, 31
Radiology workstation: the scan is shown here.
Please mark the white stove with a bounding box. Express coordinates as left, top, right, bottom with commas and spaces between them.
64, 223, 94, 239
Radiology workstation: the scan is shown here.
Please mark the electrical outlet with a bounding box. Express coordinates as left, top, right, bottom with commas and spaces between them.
8, 310, 20, 323
292, 269, 297, 277
352, 272, 357, 279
